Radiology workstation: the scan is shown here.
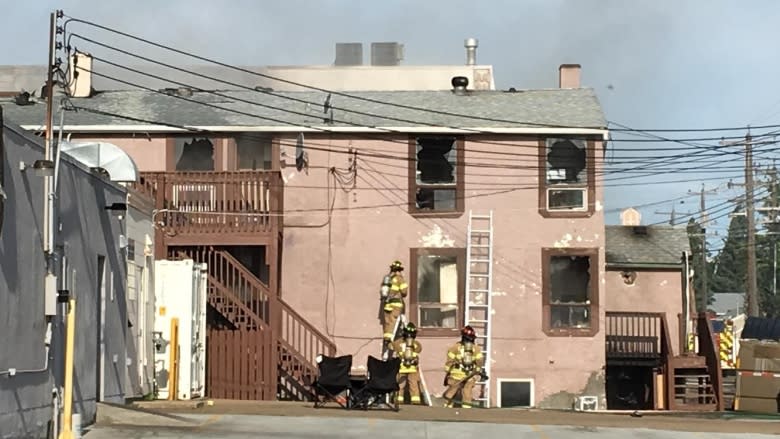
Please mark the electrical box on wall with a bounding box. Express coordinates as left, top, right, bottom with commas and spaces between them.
44, 273, 58, 316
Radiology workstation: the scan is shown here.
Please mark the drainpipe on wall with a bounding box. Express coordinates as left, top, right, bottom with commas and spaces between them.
682, 251, 691, 353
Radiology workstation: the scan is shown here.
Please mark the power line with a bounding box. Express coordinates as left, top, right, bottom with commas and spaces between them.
61, 14, 780, 140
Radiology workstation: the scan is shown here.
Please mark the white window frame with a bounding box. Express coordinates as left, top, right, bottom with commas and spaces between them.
546, 187, 587, 212
496, 378, 535, 408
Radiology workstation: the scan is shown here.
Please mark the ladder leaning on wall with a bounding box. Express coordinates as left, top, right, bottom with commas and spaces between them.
464, 210, 494, 408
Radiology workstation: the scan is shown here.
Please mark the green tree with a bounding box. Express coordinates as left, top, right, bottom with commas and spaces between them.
710, 206, 747, 295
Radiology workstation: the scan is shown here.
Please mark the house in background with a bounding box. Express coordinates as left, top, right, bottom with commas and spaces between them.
0, 114, 129, 438
603, 209, 723, 411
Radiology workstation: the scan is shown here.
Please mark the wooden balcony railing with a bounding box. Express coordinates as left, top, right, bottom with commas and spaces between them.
606, 312, 664, 359
134, 171, 282, 236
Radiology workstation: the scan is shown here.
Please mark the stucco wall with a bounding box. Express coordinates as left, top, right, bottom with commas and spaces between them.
279, 134, 606, 408
605, 269, 684, 355
0, 123, 128, 438
71, 136, 168, 172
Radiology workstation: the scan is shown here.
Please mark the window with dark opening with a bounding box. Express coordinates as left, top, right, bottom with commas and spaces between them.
499, 380, 533, 408
542, 248, 598, 336
409, 137, 463, 214
235, 134, 272, 170
174, 137, 215, 171
544, 138, 587, 211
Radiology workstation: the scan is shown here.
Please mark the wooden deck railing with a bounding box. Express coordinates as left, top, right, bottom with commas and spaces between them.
175, 245, 336, 400
134, 170, 282, 235
695, 312, 724, 411
605, 312, 664, 358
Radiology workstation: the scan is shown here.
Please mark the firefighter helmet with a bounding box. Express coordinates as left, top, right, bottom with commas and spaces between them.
461, 325, 477, 343
403, 323, 417, 338
390, 260, 404, 272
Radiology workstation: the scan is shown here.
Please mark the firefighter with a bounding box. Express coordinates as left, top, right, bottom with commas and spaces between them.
390, 323, 423, 404
443, 325, 485, 409
381, 260, 408, 343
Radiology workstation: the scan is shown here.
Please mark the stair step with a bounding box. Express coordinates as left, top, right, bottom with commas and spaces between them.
469, 289, 490, 293
471, 229, 491, 233
469, 259, 491, 263
471, 215, 492, 220
471, 244, 491, 248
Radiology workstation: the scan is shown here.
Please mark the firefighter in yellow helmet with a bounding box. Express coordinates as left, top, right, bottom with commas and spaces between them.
381, 260, 408, 343
443, 325, 486, 408
390, 323, 423, 404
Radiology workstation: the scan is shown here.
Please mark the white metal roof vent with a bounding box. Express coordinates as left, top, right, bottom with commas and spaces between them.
60, 140, 140, 182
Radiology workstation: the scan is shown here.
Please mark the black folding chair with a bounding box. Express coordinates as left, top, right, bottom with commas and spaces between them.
312, 354, 353, 409
352, 355, 401, 411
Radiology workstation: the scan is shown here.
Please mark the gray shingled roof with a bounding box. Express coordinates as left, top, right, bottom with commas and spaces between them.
605, 225, 691, 267
0, 88, 606, 130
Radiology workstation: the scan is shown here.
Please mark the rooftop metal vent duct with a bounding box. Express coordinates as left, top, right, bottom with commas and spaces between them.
465, 38, 478, 65
335, 43, 363, 66
371, 42, 404, 66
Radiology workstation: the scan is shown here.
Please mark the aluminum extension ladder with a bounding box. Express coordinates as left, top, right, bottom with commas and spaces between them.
464, 210, 494, 408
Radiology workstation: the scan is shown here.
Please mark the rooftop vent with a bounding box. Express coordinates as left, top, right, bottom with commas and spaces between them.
464, 38, 478, 66
451, 76, 469, 95
371, 42, 404, 66
335, 43, 363, 66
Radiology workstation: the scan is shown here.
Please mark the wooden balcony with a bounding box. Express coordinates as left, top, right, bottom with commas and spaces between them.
135, 170, 282, 246
606, 311, 666, 365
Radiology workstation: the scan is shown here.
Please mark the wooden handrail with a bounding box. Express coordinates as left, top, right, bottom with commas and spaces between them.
696, 312, 724, 411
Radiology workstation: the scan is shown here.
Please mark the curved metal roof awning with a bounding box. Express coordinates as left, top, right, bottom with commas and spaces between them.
60, 140, 140, 182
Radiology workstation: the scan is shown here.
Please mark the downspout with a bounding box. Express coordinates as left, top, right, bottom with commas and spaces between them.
682, 251, 691, 353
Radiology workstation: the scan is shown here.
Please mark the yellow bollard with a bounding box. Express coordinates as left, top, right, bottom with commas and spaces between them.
58, 298, 76, 439
168, 318, 179, 401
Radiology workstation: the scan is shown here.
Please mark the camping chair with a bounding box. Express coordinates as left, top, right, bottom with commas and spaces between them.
312, 354, 353, 409
352, 355, 401, 411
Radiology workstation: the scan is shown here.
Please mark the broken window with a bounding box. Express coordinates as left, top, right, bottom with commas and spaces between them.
411, 248, 465, 335
544, 138, 588, 211
543, 248, 598, 335
409, 137, 463, 214
174, 137, 215, 171
235, 134, 272, 170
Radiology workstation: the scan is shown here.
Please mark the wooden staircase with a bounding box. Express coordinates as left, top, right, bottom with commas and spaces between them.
605, 311, 723, 411
173, 246, 336, 401
666, 313, 724, 411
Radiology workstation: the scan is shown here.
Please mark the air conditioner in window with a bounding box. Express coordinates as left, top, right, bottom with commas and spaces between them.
546, 187, 587, 211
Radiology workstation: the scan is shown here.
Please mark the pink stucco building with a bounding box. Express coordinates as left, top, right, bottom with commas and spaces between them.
3, 59, 719, 410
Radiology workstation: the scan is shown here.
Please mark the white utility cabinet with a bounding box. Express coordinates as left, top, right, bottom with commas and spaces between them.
153, 259, 207, 400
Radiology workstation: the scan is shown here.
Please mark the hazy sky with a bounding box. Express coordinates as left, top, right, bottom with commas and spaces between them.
3, 0, 779, 235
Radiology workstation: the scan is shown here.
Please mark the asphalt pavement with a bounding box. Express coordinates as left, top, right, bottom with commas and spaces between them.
84, 413, 780, 439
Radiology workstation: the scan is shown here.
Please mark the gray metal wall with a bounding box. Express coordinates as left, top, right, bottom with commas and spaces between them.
0, 119, 128, 438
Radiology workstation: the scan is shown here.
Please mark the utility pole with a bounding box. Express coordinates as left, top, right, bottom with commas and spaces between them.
745, 132, 759, 317
689, 183, 719, 308
722, 132, 760, 317
654, 204, 693, 226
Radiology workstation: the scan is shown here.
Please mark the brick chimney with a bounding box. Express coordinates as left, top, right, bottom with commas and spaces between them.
559, 64, 581, 89
620, 207, 641, 226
